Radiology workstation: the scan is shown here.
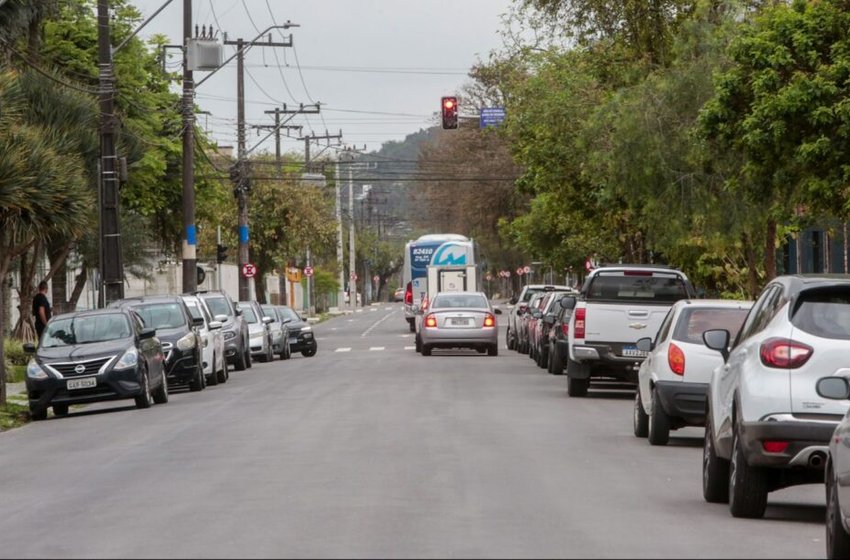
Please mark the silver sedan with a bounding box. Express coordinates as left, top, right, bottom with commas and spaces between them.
418, 291, 501, 356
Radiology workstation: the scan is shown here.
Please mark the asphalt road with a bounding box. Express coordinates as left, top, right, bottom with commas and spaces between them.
0, 303, 827, 558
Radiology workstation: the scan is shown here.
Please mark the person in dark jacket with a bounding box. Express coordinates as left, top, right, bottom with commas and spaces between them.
32, 281, 51, 342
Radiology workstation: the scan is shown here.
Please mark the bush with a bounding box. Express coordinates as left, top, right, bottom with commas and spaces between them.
4, 338, 29, 367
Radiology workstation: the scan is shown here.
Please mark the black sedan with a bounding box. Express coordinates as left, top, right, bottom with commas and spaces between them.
24, 308, 168, 419
276, 305, 317, 358
110, 295, 206, 391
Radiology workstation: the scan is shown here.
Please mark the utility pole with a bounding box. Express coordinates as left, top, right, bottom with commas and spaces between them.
334, 157, 345, 310
224, 34, 294, 302
97, 0, 124, 307
301, 130, 342, 171
181, 0, 196, 294
341, 145, 367, 309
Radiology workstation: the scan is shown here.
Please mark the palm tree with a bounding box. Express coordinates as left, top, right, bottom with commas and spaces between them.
0, 70, 92, 406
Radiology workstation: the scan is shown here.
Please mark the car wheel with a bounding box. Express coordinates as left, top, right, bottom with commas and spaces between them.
546, 344, 555, 373
567, 376, 589, 398
302, 347, 317, 358
29, 406, 47, 421
282, 344, 292, 360
703, 411, 730, 503
550, 343, 564, 375
245, 348, 253, 368
537, 347, 547, 369
633, 390, 649, 438
648, 388, 671, 446
487, 344, 498, 357
135, 368, 153, 409
234, 347, 247, 371
53, 404, 69, 416
408, 320, 416, 333
217, 359, 229, 383
421, 344, 432, 356
476, 346, 487, 354
827, 467, 850, 559
415, 334, 422, 353
153, 368, 169, 404
507, 328, 515, 350
189, 362, 205, 392
207, 353, 219, 386
729, 424, 768, 518
267, 341, 274, 362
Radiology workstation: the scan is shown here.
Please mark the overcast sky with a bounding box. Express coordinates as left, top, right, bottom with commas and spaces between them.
131, 0, 515, 156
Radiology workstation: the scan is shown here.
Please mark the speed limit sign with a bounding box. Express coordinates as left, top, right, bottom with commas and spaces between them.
304, 266, 314, 277
242, 263, 257, 278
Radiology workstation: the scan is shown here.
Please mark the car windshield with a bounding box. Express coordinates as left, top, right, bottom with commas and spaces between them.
792, 288, 850, 340
279, 307, 301, 322
432, 294, 488, 309
241, 306, 258, 323
522, 288, 550, 302
261, 305, 276, 321
586, 273, 689, 303
41, 314, 132, 347
673, 308, 750, 344
133, 303, 186, 329
204, 296, 231, 318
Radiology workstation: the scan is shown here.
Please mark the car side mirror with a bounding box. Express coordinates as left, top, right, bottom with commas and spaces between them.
262, 316, 273, 324
235, 307, 243, 316
636, 337, 654, 353
493, 308, 503, 315
23, 342, 36, 354
509, 296, 518, 305
192, 316, 205, 327
208, 321, 223, 330
140, 327, 156, 340
560, 296, 577, 310
214, 314, 228, 323
283, 318, 292, 324
702, 329, 730, 361
817, 377, 850, 400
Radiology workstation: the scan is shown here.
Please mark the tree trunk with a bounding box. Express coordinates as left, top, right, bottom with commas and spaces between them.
68, 264, 88, 309
255, 273, 267, 304
743, 233, 759, 299
48, 240, 69, 314
0, 261, 8, 406
764, 217, 777, 281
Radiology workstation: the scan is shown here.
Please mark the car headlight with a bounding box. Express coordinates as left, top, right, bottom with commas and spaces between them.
26, 359, 48, 380
300, 325, 312, 332
176, 333, 196, 351
114, 347, 139, 370
223, 329, 236, 340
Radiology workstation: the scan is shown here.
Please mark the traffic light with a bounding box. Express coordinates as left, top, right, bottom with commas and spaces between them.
441, 96, 458, 129
216, 244, 228, 263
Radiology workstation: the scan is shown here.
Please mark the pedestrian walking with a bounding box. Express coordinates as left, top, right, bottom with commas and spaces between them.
32, 281, 51, 342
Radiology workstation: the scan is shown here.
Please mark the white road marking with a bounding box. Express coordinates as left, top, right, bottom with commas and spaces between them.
369, 347, 385, 351
404, 346, 416, 350
370, 308, 378, 312
335, 347, 352, 352
361, 309, 396, 337
399, 334, 413, 338
355, 309, 363, 313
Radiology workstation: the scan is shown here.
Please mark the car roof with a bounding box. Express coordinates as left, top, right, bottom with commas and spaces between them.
51, 308, 133, 322
110, 295, 185, 306
674, 299, 754, 309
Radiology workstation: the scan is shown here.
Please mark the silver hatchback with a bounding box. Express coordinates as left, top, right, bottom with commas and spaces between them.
418, 291, 501, 356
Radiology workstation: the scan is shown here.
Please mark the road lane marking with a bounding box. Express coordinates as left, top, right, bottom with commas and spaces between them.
361, 308, 396, 337
404, 346, 416, 350
335, 347, 352, 352
369, 347, 385, 351
370, 308, 378, 312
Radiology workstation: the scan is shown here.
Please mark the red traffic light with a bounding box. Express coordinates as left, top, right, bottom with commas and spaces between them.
443, 99, 454, 109
441, 96, 458, 130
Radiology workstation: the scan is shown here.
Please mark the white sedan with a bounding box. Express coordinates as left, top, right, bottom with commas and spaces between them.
182, 294, 228, 385
634, 299, 752, 445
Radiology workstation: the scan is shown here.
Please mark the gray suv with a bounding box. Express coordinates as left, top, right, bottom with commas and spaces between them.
194, 290, 251, 371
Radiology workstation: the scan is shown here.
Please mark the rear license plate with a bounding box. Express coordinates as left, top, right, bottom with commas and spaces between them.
621, 345, 648, 358
67, 377, 97, 390
450, 318, 472, 327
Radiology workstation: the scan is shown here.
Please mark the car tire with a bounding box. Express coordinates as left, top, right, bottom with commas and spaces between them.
267, 341, 274, 362
648, 388, 671, 446
217, 359, 229, 384
488, 344, 498, 357
476, 346, 486, 354
550, 343, 564, 375
234, 347, 247, 371
302, 347, 317, 358
537, 347, 547, 369
281, 344, 291, 360
421, 344, 432, 356
153, 368, 169, 404
415, 334, 422, 353
245, 343, 253, 368
827, 467, 850, 559
29, 406, 47, 421
703, 411, 730, 503
507, 328, 516, 350
207, 353, 219, 386
567, 376, 589, 398
189, 362, 205, 392
729, 425, 768, 518
408, 320, 416, 333
135, 369, 153, 409
633, 390, 649, 438
52, 404, 69, 416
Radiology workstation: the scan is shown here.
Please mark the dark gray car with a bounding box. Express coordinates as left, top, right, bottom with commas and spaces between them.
195, 290, 252, 371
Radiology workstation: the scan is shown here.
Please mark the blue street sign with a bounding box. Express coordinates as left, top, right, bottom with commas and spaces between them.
480, 107, 506, 128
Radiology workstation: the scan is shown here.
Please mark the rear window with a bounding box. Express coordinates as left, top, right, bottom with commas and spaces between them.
522, 287, 555, 302
585, 273, 690, 303
673, 308, 750, 344
432, 294, 488, 309
792, 288, 850, 340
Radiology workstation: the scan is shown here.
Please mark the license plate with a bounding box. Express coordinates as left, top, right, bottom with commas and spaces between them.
450, 318, 472, 327
621, 345, 648, 358
67, 377, 97, 390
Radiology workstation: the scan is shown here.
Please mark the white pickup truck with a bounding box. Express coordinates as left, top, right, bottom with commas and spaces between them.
561, 265, 696, 397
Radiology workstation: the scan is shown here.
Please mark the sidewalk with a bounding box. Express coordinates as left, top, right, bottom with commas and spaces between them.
6, 382, 26, 398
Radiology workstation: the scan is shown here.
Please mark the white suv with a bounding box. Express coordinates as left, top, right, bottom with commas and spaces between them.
702, 275, 850, 518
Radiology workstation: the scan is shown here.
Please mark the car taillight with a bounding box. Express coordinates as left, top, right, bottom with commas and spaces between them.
483, 313, 495, 327
404, 282, 413, 306
561, 323, 569, 336
574, 308, 586, 339
667, 343, 685, 376
762, 441, 789, 453
421, 296, 429, 312
759, 338, 813, 369
425, 314, 437, 328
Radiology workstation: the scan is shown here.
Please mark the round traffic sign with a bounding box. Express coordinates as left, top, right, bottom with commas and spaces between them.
486, 273, 493, 281
516, 267, 524, 276
373, 274, 380, 283
350, 272, 358, 281
242, 263, 257, 278
304, 266, 314, 277
523, 265, 531, 274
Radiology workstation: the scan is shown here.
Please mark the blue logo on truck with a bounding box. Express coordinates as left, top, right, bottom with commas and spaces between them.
432, 243, 468, 266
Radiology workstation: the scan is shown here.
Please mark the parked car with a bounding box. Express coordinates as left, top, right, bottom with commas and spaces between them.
110, 295, 206, 391
182, 294, 228, 386
812, 376, 850, 559
547, 297, 573, 375
277, 305, 317, 357
238, 301, 274, 363
195, 290, 251, 371
561, 265, 696, 397
506, 284, 571, 351
633, 299, 752, 445
393, 287, 405, 302
418, 291, 501, 356
701, 275, 850, 519
24, 308, 168, 419
261, 303, 291, 360
531, 291, 574, 369
517, 292, 546, 355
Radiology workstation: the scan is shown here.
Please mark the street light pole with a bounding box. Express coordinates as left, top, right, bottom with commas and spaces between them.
180, 0, 197, 294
